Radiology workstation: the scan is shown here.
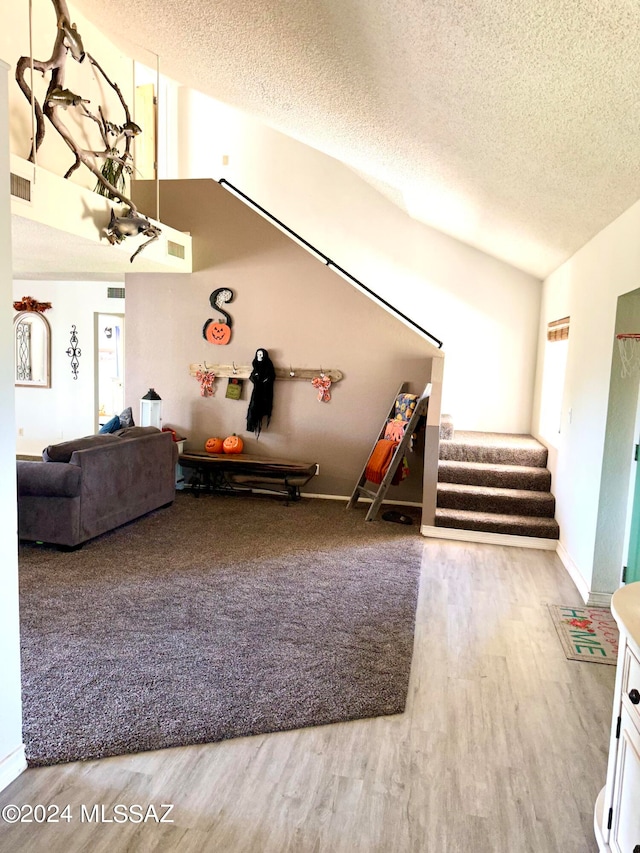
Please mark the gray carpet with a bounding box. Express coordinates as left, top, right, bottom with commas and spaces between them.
18, 494, 423, 766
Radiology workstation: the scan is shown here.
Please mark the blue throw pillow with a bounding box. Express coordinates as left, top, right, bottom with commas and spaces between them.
99, 415, 121, 434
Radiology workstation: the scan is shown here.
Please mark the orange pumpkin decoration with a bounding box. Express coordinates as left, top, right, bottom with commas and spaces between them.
223, 434, 244, 454
205, 436, 225, 454
204, 321, 231, 345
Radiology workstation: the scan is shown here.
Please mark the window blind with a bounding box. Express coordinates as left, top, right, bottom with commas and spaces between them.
547, 316, 569, 341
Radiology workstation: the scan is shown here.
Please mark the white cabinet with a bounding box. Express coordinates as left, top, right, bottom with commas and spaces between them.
595, 583, 640, 853
610, 707, 640, 852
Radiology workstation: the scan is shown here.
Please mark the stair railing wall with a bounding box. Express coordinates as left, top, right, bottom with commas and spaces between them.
218, 179, 444, 351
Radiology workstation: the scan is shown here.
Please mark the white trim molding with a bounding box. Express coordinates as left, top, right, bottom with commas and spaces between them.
586, 590, 613, 608
0, 745, 26, 795
303, 493, 421, 507
556, 540, 591, 603
421, 525, 558, 550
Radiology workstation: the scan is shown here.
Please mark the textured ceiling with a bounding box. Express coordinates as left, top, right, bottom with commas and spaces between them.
71, 0, 640, 278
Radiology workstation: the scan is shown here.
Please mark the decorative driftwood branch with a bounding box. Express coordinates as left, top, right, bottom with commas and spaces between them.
14, 0, 160, 261
15, 0, 72, 159
85, 53, 138, 193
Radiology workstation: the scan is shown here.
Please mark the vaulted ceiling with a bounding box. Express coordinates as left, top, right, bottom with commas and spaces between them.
72, 0, 640, 278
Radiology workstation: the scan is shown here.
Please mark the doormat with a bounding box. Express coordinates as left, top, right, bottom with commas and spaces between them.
548, 604, 619, 665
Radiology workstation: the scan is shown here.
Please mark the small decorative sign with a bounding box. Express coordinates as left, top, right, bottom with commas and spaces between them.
225, 377, 244, 400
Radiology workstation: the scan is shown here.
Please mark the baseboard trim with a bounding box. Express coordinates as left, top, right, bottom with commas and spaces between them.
555, 540, 591, 603
303, 493, 421, 507
181, 487, 421, 508
586, 591, 613, 608
0, 744, 27, 794
420, 525, 558, 550
302, 493, 353, 501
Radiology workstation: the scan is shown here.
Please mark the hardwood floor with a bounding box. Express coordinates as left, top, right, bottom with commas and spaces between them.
0, 540, 616, 852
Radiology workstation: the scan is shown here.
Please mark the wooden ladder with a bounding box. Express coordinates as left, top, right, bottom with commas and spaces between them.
346, 381, 432, 521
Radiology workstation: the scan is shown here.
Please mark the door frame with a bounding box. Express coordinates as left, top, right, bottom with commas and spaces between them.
94, 312, 125, 433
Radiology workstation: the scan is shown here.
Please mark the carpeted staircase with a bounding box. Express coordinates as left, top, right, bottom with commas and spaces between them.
436, 423, 560, 540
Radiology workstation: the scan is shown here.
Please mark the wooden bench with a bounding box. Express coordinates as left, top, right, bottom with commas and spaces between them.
178, 452, 318, 502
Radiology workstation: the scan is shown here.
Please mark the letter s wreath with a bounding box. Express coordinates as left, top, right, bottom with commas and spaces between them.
203, 288, 234, 345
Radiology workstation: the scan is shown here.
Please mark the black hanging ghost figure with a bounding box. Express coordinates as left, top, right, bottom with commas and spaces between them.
246, 348, 276, 438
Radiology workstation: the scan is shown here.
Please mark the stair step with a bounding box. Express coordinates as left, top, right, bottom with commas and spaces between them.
438, 460, 551, 491
437, 483, 555, 517
439, 431, 548, 467
435, 508, 560, 539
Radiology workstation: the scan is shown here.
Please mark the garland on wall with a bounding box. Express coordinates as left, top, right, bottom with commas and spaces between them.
13, 296, 52, 313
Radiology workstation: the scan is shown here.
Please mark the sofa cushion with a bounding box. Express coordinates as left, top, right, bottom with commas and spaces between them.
17, 460, 82, 497
113, 426, 161, 439
43, 434, 119, 463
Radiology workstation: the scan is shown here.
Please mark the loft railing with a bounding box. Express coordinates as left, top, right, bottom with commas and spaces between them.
218, 179, 444, 349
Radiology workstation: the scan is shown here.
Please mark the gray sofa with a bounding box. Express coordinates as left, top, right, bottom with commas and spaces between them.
17, 427, 178, 548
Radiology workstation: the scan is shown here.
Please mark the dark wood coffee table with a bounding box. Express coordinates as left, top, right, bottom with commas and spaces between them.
178, 452, 318, 502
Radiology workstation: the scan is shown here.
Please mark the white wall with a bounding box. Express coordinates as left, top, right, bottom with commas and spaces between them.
0, 60, 26, 793
533, 201, 640, 596
14, 281, 124, 454
176, 89, 542, 434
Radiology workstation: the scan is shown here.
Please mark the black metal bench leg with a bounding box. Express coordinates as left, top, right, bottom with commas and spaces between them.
188, 467, 205, 496
283, 479, 301, 505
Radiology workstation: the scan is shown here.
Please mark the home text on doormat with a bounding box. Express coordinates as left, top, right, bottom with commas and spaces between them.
548, 604, 619, 665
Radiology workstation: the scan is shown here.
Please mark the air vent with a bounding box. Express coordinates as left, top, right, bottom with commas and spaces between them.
107, 287, 125, 299
10, 173, 31, 202
167, 240, 185, 259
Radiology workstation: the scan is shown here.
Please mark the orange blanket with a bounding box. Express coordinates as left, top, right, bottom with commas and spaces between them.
365, 439, 399, 484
